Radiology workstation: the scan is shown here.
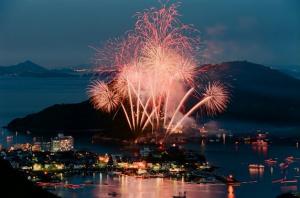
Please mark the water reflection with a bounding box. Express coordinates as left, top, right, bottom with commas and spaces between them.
251, 144, 268, 156
270, 166, 273, 175
53, 173, 227, 198
249, 166, 264, 178
281, 185, 297, 193
2, 131, 300, 198
227, 185, 235, 198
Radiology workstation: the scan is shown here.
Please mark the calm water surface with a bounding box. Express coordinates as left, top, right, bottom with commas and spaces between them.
0, 76, 90, 127
45, 143, 299, 198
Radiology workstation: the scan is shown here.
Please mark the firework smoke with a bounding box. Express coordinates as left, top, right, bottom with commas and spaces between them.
88, 2, 229, 141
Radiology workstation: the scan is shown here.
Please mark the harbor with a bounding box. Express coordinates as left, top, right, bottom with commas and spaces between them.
1, 130, 300, 197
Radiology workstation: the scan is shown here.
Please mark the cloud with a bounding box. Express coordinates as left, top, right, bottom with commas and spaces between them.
201, 40, 224, 64
205, 24, 227, 36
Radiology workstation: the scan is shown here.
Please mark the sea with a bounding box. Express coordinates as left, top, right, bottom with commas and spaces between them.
0, 76, 299, 198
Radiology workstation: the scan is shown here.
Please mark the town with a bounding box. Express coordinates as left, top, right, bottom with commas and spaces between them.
0, 132, 242, 190
1, 129, 299, 198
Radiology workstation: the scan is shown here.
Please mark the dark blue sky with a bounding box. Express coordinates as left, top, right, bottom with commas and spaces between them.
0, 0, 299, 68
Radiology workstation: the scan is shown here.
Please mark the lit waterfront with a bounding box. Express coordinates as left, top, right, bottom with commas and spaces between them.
53, 174, 227, 198
2, 129, 300, 198
49, 143, 300, 198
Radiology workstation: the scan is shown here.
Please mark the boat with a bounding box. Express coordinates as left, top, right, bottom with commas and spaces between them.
272, 178, 284, 183
225, 174, 240, 185
281, 179, 297, 184
252, 140, 268, 146
108, 192, 118, 197
150, 173, 164, 178
264, 159, 277, 166
196, 177, 218, 184
64, 184, 82, 189
135, 174, 150, 179
272, 178, 297, 184
84, 180, 94, 185
286, 156, 295, 163
108, 171, 122, 176
6, 136, 13, 142
279, 162, 289, 169
173, 192, 186, 198
248, 164, 264, 169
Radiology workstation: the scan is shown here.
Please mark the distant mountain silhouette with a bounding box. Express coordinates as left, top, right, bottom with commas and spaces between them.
0, 60, 75, 77
200, 61, 300, 125
7, 101, 132, 138
271, 64, 300, 79
6, 61, 300, 137
280, 68, 300, 79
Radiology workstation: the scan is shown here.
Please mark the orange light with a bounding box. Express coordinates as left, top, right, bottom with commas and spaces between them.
98, 155, 109, 163
228, 185, 235, 198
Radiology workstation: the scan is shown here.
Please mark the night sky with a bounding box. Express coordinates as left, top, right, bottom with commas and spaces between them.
0, 0, 299, 67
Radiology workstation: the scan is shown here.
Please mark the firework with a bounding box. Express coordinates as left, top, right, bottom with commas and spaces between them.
87, 81, 119, 113
166, 83, 228, 136
88, 2, 229, 142
203, 82, 229, 115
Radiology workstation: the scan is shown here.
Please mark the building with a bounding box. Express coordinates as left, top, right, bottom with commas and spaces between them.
51, 134, 74, 152
32, 141, 51, 152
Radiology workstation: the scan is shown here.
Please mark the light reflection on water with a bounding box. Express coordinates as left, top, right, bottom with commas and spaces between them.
227, 185, 235, 198
53, 174, 228, 198
2, 130, 300, 197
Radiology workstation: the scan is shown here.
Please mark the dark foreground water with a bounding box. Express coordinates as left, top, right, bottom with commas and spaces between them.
1, 77, 299, 197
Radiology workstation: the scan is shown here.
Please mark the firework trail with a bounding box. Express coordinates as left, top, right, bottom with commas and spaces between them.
165, 83, 228, 137
88, 2, 229, 141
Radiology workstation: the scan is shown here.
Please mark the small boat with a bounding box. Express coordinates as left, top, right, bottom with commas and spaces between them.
84, 180, 94, 185
272, 178, 297, 184
6, 136, 13, 142
286, 156, 295, 163
252, 140, 268, 146
65, 184, 81, 189
264, 159, 277, 166
272, 178, 284, 183
281, 179, 297, 184
153, 173, 164, 178
173, 191, 186, 198
108, 171, 122, 176
108, 192, 118, 197
279, 162, 289, 170
226, 174, 240, 185
135, 175, 150, 179
249, 164, 264, 169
